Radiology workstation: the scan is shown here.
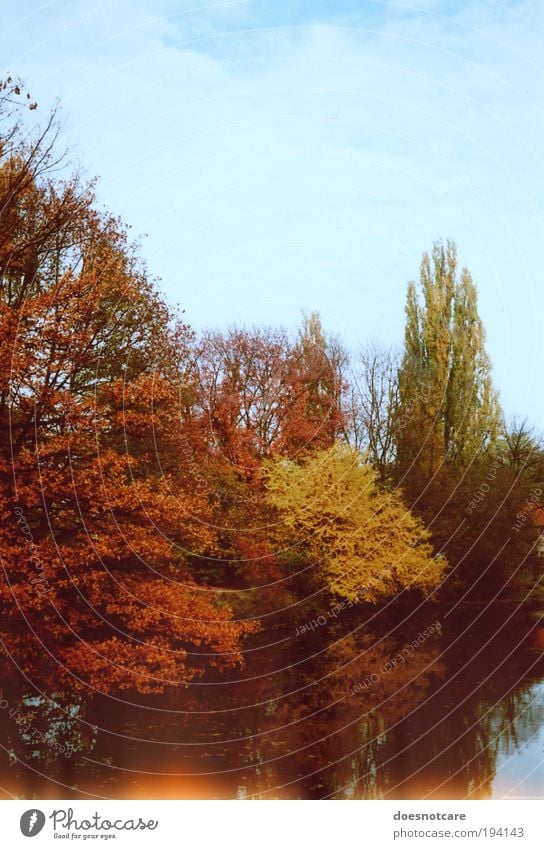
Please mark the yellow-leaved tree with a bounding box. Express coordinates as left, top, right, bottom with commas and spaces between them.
265, 443, 445, 602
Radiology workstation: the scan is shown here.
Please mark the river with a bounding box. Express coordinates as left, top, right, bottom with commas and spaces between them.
1, 603, 543, 799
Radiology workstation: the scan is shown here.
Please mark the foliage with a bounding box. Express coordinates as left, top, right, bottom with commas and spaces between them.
397, 239, 501, 476
265, 442, 444, 602
0, 89, 256, 695
196, 313, 345, 462
1, 75, 541, 710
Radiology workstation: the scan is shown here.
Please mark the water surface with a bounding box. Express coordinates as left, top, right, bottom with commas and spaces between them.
1, 604, 543, 799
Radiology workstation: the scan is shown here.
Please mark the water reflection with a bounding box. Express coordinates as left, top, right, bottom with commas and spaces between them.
1, 606, 543, 799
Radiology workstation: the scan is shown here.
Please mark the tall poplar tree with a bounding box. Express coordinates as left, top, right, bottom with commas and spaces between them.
397, 240, 501, 476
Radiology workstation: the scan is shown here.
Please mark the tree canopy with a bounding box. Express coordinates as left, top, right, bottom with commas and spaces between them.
1, 80, 541, 706
265, 443, 444, 602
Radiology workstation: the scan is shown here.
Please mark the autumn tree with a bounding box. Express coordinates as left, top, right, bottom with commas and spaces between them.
196, 314, 345, 462
281, 312, 345, 454
196, 325, 294, 464
265, 442, 444, 603
0, 86, 255, 696
192, 315, 346, 594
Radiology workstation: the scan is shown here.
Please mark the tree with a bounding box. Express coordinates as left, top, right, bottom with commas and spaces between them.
499, 418, 544, 487
281, 312, 345, 454
196, 325, 294, 462
195, 313, 345, 464
193, 317, 346, 593
397, 240, 501, 480
265, 442, 444, 603
0, 91, 255, 696
343, 342, 399, 482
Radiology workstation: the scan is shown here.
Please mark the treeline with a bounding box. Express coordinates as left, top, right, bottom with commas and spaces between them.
0, 80, 542, 698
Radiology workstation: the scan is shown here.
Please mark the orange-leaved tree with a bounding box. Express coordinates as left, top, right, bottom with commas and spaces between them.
0, 90, 255, 695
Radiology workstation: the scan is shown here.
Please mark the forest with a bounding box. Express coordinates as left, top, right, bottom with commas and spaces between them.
1, 75, 543, 711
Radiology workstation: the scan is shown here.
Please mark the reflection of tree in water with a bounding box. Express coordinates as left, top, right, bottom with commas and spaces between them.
233, 619, 544, 800
0, 674, 97, 798
0, 612, 542, 800
459, 681, 544, 800
330, 639, 544, 800
237, 627, 446, 798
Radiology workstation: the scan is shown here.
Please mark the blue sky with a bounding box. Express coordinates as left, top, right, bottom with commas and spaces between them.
2, 0, 544, 425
